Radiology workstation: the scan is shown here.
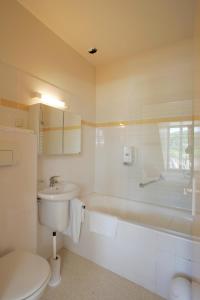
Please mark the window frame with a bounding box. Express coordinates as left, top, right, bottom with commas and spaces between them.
166, 124, 192, 172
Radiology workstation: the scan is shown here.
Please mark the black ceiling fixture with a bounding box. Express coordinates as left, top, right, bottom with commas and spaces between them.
88, 48, 98, 54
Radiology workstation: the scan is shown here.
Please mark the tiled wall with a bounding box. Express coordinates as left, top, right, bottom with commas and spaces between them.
0, 0, 96, 258
95, 39, 194, 211
95, 122, 193, 210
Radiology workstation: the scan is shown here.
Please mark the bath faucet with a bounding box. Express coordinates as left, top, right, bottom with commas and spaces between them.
49, 176, 60, 187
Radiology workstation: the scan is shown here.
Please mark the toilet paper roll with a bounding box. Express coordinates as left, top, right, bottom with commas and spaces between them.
169, 277, 191, 300
48, 255, 61, 287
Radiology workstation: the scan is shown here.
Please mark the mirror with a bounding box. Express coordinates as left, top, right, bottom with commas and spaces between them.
29, 104, 81, 155
63, 111, 81, 154
41, 104, 63, 155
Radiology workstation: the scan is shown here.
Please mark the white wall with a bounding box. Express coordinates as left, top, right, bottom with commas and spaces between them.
0, 0, 96, 258
0, 127, 37, 256
96, 39, 193, 123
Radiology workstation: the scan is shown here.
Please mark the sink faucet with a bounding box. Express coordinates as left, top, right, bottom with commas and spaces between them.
49, 176, 60, 187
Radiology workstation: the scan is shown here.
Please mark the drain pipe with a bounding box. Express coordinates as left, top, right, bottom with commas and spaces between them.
48, 231, 61, 287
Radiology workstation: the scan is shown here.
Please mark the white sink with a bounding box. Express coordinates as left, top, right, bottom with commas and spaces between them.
38, 183, 80, 201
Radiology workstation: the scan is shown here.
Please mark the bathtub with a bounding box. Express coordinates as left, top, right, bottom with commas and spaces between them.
64, 193, 200, 299
84, 193, 196, 239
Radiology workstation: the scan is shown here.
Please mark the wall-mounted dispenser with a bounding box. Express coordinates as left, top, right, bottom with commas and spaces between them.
123, 146, 134, 165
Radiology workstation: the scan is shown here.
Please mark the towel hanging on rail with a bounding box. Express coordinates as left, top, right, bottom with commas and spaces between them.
63, 198, 85, 243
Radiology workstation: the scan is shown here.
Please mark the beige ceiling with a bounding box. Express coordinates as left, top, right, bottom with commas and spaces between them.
18, 0, 195, 66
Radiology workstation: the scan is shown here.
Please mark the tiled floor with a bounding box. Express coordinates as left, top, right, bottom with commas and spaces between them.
41, 249, 164, 300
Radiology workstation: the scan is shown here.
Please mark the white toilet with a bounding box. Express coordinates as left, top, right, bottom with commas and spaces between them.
0, 250, 51, 300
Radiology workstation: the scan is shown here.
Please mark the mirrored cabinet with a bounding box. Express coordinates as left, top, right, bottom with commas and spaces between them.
29, 104, 81, 155
63, 111, 81, 154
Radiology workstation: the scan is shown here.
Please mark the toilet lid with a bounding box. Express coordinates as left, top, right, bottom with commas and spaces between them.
0, 250, 50, 300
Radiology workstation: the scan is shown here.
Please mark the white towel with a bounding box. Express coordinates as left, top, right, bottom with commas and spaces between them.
89, 211, 118, 239
63, 198, 84, 243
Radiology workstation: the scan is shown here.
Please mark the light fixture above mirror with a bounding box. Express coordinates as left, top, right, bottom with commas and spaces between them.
32, 92, 67, 110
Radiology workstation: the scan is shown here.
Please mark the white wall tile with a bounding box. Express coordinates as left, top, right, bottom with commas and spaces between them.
175, 238, 193, 260
156, 232, 176, 255
175, 256, 192, 277
155, 251, 176, 298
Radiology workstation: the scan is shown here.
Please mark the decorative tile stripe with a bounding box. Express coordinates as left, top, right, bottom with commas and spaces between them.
95, 116, 194, 127
0, 98, 199, 127
81, 120, 96, 127
194, 116, 200, 121
0, 98, 29, 111
42, 125, 81, 132
38, 116, 200, 132
42, 127, 62, 132
64, 125, 81, 131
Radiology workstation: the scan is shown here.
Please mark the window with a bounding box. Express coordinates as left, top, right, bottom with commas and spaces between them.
167, 125, 191, 171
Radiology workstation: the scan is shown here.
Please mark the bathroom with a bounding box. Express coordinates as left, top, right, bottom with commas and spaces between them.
0, 0, 199, 299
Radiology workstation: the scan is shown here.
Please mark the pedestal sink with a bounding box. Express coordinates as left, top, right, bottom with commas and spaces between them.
38, 183, 80, 232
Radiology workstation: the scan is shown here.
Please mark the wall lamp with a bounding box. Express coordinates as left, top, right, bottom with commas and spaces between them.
32, 92, 67, 110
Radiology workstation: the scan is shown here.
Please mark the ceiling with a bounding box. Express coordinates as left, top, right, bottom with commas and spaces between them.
18, 0, 195, 66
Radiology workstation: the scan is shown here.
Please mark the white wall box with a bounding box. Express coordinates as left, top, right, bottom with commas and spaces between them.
0, 143, 16, 166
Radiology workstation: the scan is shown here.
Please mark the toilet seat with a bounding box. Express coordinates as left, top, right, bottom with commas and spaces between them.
0, 250, 51, 300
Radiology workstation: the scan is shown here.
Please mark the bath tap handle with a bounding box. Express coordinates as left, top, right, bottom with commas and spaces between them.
49, 176, 60, 187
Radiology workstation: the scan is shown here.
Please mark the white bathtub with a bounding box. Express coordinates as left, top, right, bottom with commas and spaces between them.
64, 193, 200, 299
85, 193, 196, 238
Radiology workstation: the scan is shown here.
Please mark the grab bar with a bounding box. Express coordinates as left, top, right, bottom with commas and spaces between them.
139, 175, 163, 188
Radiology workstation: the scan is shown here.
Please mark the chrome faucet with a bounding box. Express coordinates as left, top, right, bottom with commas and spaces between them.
49, 176, 60, 187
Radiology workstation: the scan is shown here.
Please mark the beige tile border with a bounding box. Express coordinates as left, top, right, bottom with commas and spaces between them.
0, 98, 199, 128
42, 125, 81, 132
194, 116, 200, 121
64, 125, 81, 131
0, 98, 29, 111
81, 120, 96, 127
43, 116, 199, 132
83, 116, 199, 128
41, 127, 62, 132
94, 116, 194, 127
